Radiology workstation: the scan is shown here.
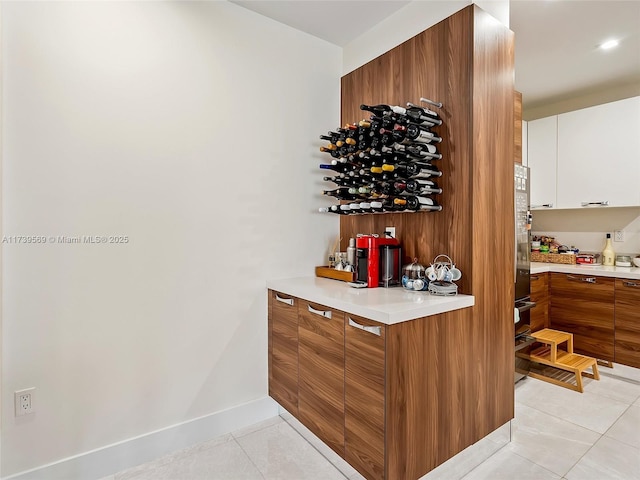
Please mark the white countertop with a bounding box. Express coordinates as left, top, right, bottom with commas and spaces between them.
267, 277, 475, 325
531, 262, 640, 280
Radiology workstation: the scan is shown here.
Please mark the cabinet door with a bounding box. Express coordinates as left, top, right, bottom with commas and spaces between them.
550, 273, 614, 361
527, 116, 557, 209
345, 314, 386, 480
298, 300, 345, 456
268, 290, 299, 415
557, 97, 640, 208
529, 273, 549, 332
615, 278, 640, 368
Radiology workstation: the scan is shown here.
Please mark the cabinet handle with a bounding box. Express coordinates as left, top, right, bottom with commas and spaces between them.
623, 281, 640, 288
348, 318, 381, 336
567, 275, 596, 284
275, 294, 294, 306
580, 201, 609, 207
530, 203, 553, 208
308, 305, 332, 319
531, 275, 540, 281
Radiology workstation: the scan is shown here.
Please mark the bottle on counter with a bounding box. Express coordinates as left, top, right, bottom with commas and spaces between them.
602, 233, 615, 266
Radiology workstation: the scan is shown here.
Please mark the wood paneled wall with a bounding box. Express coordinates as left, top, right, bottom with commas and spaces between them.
515, 90, 523, 163
340, 6, 515, 477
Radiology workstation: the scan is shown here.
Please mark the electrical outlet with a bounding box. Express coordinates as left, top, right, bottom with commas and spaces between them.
15, 388, 35, 416
385, 226, 396, 238
614, 230, 625, 242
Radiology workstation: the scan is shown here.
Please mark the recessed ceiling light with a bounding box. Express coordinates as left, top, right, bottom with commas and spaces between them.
600, 39, 619, 50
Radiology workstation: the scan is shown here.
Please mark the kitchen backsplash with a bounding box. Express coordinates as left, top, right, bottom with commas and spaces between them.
531, 207, 640, 256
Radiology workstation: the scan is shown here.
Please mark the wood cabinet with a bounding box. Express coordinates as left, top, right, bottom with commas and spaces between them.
557, 97, 640, 208
268, 290, 299, 416
345, 314, 386, 480
297, 300, 345, 456
529, 272, 549, 332
527, 116, 557, 209
267, 289, 500, 480
614, 278, 640, 368
515, 91, 523, 164
549, 273, 615, 361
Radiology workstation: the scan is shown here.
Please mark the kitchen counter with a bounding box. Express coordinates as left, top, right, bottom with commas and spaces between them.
531, 262, 640, 280
266, 277, 475, 325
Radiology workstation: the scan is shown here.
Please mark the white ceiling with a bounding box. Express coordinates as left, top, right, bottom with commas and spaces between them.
230, 1, 411, 46
230, 0, 640, 112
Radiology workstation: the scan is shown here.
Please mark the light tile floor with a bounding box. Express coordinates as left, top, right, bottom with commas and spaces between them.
106, 363, 640, 480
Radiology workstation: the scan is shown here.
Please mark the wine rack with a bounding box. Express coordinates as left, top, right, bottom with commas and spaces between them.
318, 98, 444, 215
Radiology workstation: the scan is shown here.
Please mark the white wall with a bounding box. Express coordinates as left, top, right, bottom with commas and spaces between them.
342, 0, 509, 75
532, 208, 640, 256
1, 1, 340, 476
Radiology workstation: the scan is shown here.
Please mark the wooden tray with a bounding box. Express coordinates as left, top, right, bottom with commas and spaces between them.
315, 266, 355, 282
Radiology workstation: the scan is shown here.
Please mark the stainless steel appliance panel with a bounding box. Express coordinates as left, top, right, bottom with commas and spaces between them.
515, 164, 531, 301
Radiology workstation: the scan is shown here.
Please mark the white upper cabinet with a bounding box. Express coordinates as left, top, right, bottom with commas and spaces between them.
557, 97, 640, 208
527, 116, 557, 209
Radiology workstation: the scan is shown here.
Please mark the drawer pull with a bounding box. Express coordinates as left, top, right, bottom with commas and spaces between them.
580, 201, 609, 207
308, 305, 332, 319
623, 281, 640, 288
531, 203, 553, 208
348, 318, 381, 336
275, 294, 294, 306
531, 275, 540, 281
567, 275, 596, 284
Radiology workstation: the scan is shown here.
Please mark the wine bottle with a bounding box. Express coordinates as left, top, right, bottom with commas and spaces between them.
395, 179, 442, 194
361, 104, 433, 125
319, 205, 350, 215
391, 143, 442, 160
360, 104, 394, 116
404, 195, 443, 211
378, 181, 404, 196
370, 201, 384, 213
339, 204, 353, 214
320, 146, 342, 158
358, 202, 373, 213
323, 176, 356, 187
395, 124, 442, 144
383, 162, 442, 179
323, 188, 359, 201
348, 202, 363, 214
319, 163, 357, 173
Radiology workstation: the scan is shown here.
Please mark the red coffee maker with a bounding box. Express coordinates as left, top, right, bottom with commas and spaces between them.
355, 235, 402, 288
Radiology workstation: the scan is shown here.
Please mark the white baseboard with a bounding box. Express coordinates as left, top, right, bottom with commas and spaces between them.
3, 396, 279, 480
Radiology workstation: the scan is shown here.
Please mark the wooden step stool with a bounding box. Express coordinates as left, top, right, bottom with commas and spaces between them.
522, 328, 600, 393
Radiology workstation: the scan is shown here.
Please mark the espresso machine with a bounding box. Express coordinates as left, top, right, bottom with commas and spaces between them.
355, 235, 402, 288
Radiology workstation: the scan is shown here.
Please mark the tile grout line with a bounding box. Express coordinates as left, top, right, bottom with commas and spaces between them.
537, 403, 639, 479
280, 416, 351, 479
510, 403, 600, 479
507, 449, 569, 479
457, 442, 511, 480
231, 436, 268, 480
600, 403, 640, 451
515, 390, 631, 438
516, 399, 609, 437
557, 430, 604, 479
